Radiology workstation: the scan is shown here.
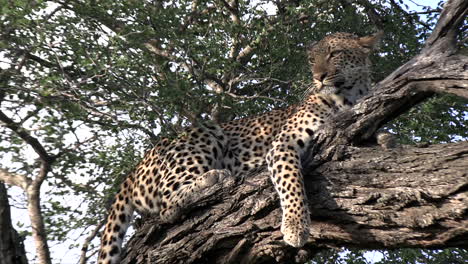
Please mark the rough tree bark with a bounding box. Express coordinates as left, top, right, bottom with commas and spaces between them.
121, 0, 468, 263
0, 182, 28, 264
123, 142, 467, 264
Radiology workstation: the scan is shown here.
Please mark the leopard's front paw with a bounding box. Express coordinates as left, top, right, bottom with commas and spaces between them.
159, 207, 182, 224
281, 213, 310, 248
200, 169, 231, 187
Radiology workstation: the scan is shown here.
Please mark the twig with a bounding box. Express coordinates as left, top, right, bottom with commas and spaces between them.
225, 91, 286, 103
79, 219, 106, 264
0, 110, 54, 163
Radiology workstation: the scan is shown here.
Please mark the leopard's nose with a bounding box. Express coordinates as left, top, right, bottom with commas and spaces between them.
314, 72, 328, 82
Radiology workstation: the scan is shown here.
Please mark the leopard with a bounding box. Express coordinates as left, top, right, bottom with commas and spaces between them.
98, 31, 383, 264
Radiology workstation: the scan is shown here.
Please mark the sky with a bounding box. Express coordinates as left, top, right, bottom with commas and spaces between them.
3, 0, 443, 263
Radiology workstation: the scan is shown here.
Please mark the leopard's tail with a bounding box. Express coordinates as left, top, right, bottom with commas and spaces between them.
98, 177, 135, 264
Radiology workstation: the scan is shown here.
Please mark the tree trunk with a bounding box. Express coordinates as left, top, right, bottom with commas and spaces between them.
121, 0, 468, 263
0, 182, 28, 264
26, 162, 52, 264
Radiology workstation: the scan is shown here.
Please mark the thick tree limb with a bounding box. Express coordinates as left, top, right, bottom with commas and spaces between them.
122, 142, 467, 264
307, 142, 468, 249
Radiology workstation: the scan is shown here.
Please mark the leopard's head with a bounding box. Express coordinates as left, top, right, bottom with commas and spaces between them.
307, 31, 383, 104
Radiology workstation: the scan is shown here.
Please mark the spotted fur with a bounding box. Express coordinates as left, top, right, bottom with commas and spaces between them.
98, 32, 382, 263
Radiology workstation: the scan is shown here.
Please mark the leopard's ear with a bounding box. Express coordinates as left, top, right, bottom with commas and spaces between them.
358, 31, 384, 51
307, 41, 318, 54
308, 41, 318, 50
306, 41, 318, 63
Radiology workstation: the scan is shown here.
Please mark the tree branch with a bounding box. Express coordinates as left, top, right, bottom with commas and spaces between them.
0, 168, 31, 191
388, 0, 432, 30
80, 219, 106, 264
423, 0, 467, 55
26, 161, 52, 264
0, 110, 55, 163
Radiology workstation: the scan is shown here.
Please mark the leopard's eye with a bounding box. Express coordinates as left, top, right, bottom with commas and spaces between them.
327, 50, 342, 60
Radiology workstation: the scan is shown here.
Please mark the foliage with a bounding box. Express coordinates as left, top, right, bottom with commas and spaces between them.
376, 248, 468, 264
0, 0, 466, 263
389, 94, 468, 144
311, 249, 371, 264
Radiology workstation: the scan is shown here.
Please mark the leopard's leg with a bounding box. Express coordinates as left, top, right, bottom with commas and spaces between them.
265, 103, 335, 247
158, 168, 231, 223
267, 142, 311, 248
